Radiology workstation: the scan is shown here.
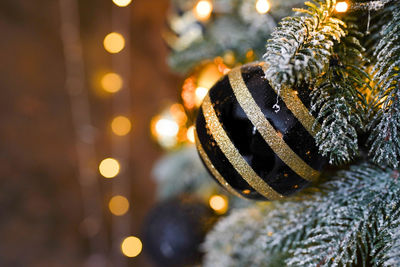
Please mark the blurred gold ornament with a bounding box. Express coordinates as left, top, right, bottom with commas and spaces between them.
103, 32, 125, 54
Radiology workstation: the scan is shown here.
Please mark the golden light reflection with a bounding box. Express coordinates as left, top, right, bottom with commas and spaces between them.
170, 103, 187, 125
151, 104, 190, 149
186, 126, 195, 143
256, 0, 271, 14
209, 194, 228, 214
103, 32, 125, 54
99, 158, 120, 178
109, 195, 130, 216
112, 116, 132, 136
101, 72, 123, 93
194, 0, 213, 21
335, 1, 349, 13
112, 0, 132, 7
181, 62, 225, 111
121, 236, 142, 257
155, 118, 179, 137
195, 87, 208, 106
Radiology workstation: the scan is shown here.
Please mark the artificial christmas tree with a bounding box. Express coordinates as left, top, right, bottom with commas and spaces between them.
149, 0, 400, 266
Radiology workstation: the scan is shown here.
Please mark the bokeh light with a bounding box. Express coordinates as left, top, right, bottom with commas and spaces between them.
335, 1, 348, 13
109, 195, 130, 216
101, 72, 123, 93
103, 32, 125, 54
155, 118, 179, 137
111, 116, 132, 136
256, 0, 271, 14
112, 0, 132, 7
195, 87, 208, 106
121, 236, 143, 257
186, 126, 195, 143
99, 158, 120, 178
194, 0, 213, 21
209, 194, 228, 214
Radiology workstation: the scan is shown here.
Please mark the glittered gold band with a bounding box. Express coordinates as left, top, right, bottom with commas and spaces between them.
228, 67, 320, 182
202, 94, 284, 200
194, 131, 244, 199
261, 63, 321, 136
277, 87, 321, 136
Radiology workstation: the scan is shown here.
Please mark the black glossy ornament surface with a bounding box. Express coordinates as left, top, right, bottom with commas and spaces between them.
195, 63, 326, 200
142, 197, 217, 267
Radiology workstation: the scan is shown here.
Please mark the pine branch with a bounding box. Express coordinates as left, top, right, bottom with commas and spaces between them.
287, 164, 400, 266
167, 0, 305, 73
203, 163, 400, 266
368, 3, 400, 168
263, 0, 346, 89
311, 21, 370, 165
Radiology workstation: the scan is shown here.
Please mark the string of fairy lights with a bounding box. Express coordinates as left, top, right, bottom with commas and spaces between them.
98, 0, 144, 262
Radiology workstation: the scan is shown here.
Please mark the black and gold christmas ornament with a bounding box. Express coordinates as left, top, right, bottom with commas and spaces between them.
195, 62, 326, 200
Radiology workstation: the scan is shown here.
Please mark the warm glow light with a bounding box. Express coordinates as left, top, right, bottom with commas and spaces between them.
109, 195, 130, 216
103, 32, 125, 54
99, 158, 120, 178
209, 194, 228, 214
101, 72, 123, 93
256, 0, 271, 14
195, 87, 208, 105
111, 116, 132, 136
335, 1, 349, 13
170, 104, 187, 125
121, 236, 142, 257
187, 126, 195, 143
194, 0, 213, 21
112, 0, 132, 7
155, 118, 179, 137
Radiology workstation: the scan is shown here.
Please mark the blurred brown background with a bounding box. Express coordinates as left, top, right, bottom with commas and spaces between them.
0, 0, 180, 266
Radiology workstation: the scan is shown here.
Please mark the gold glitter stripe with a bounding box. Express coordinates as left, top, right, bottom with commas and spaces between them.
261, 63, 321, 136
202, 94, 284, 200
277, 87, 321, 136
228, 67, 320, 182
194, 131, 244, 199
